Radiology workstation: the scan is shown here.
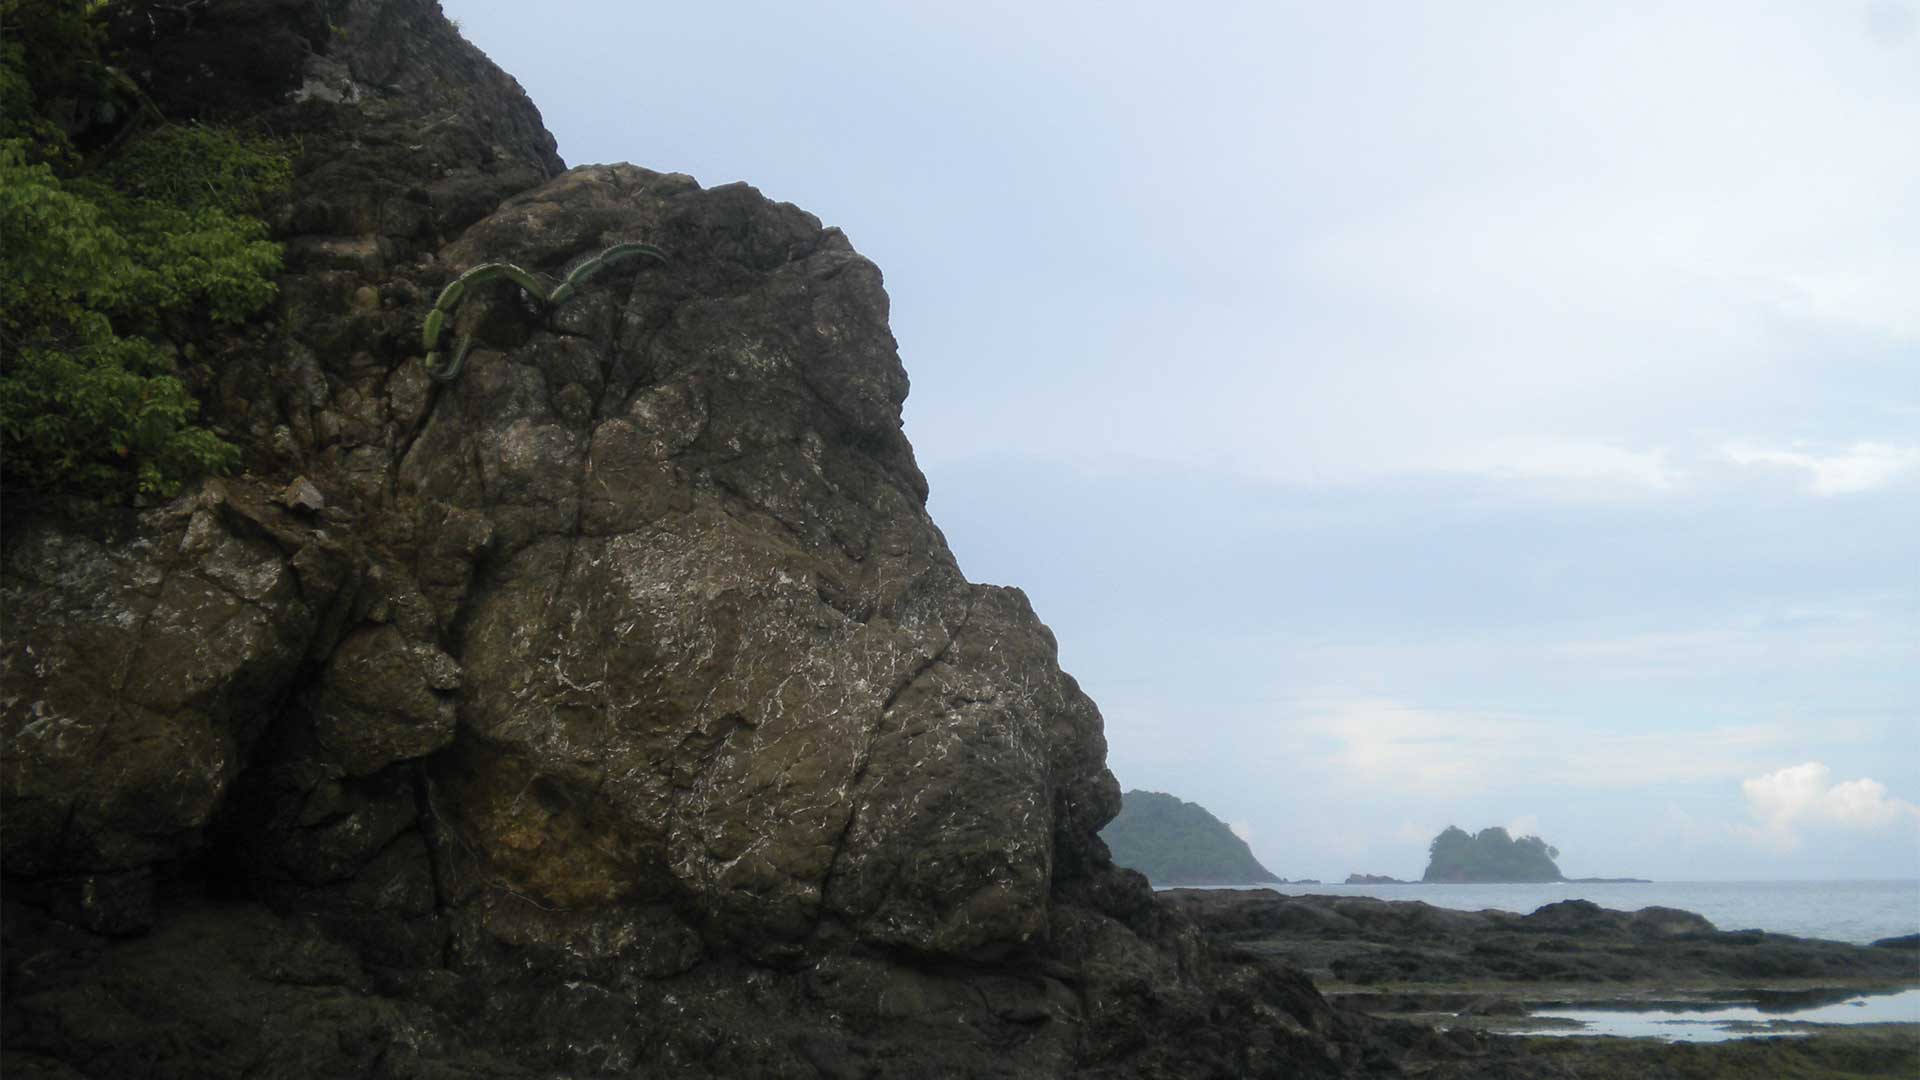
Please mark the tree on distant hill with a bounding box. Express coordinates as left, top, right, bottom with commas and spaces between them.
1423, 825, 1563, 883
1100, 790, 1280, 886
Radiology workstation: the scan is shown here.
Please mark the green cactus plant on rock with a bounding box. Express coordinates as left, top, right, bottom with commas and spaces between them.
420, 241, 667, 381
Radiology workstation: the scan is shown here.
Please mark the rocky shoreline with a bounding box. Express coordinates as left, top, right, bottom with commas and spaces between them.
12, 879, 1914, 1078
2, 3, 1913, 1077
1166, 888, 1920, 1077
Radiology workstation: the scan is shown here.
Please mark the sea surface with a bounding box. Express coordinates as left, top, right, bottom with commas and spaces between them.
1176, 879, 1920, 945
1529, 988, 1920, 1042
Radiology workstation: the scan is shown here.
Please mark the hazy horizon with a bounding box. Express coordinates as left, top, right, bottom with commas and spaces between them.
445, 1, 1919, 883
1114, 785, 1920, 883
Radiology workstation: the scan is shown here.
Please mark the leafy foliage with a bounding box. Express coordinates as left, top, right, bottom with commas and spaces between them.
0, 1, 286, 500
0, 0, 125, 162
1423, 825, 1564, 883
96, 122, 293, 218
1101, 790, 1280, 886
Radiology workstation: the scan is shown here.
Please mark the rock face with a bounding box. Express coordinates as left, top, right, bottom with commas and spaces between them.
0, 3, 1447, 1077
390, 163, 1120, 964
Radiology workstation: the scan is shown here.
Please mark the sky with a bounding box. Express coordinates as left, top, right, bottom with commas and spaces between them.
443, 1, 1919, 882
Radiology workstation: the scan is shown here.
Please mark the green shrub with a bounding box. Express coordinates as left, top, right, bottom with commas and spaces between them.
0, 314, 238, 496
96, 122, 294, 218
0, 2, 288, 501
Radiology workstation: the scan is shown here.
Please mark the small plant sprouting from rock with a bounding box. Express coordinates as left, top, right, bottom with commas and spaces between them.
420, 242, 668, 381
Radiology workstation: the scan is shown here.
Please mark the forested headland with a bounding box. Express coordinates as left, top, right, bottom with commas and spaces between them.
1101, 790, 1280, 886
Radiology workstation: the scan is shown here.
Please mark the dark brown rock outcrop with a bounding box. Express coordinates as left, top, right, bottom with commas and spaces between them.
2, 2, 1407, 1077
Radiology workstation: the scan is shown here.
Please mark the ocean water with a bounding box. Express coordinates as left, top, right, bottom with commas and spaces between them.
1206, 879, 1920, 945
1529, 988, 1920, 1042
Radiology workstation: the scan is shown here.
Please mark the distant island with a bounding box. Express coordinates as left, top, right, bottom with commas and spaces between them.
1346, 828, 1651, 885
1423, 825, 1565, 883
1101, 791, 1281, 886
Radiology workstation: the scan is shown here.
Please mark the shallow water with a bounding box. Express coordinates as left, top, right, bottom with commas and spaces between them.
1524, 988, 1920, 1042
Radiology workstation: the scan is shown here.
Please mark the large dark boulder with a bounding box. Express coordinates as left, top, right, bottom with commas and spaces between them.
0, 2, 1409, 1077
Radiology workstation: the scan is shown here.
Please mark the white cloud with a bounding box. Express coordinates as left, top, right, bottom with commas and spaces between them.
1641, 803, 1745, 852
1307, 698, 1790, 795
1309, 699, 1525, 794
1434, 441, 1682, 499
1721, 441, 1920, 495
1546, 607, 1914, 673
1740, 762, 1920, 851
1392, 819, 1439, 848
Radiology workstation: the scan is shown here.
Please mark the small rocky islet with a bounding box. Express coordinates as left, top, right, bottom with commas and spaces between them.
1340, 825, 1652, 885
0, 3, 1913, 1077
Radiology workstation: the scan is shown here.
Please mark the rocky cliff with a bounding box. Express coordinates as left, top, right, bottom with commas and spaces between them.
1, 4, 1450, 1076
